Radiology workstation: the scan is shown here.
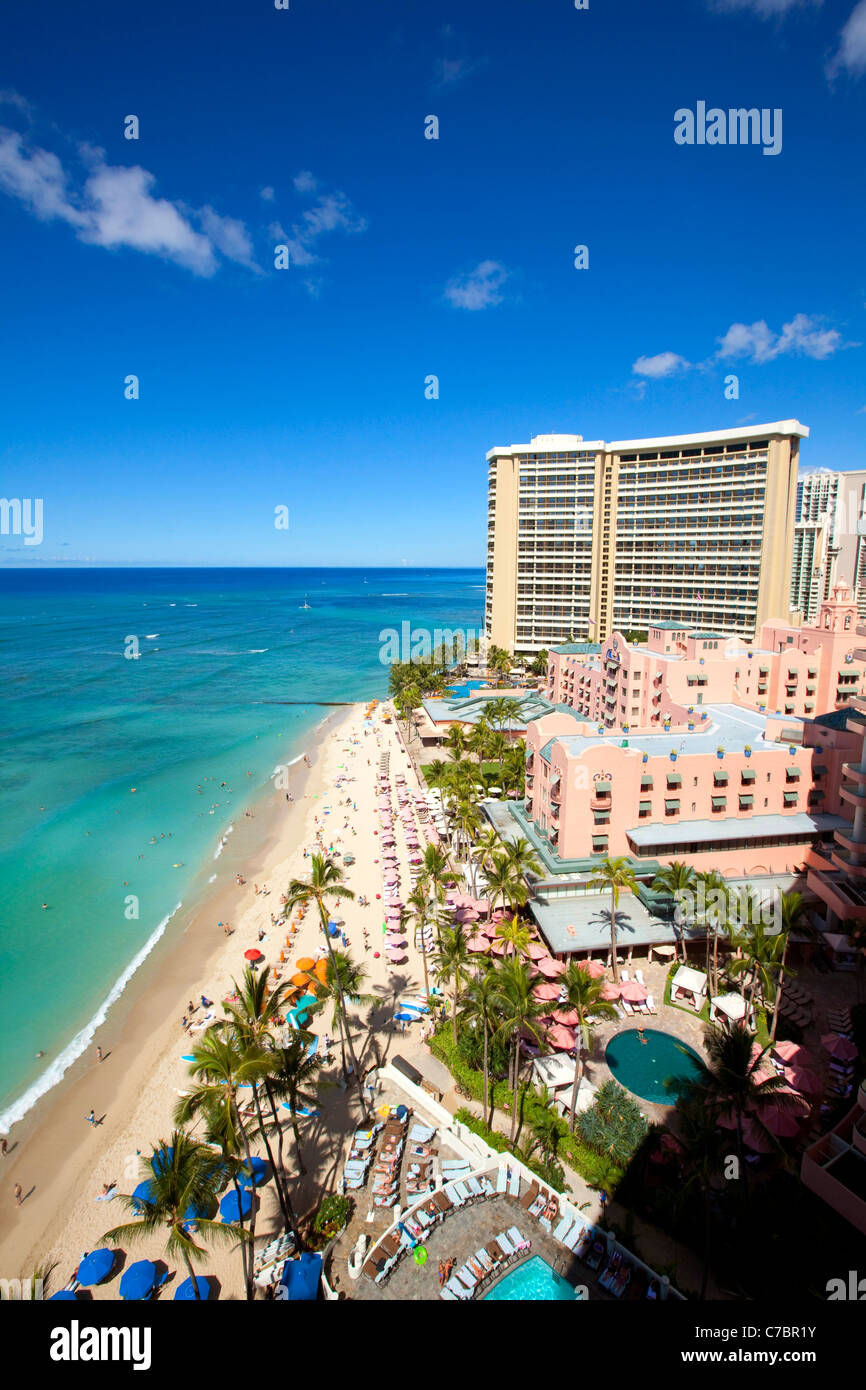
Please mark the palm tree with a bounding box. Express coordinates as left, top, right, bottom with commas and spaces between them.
501, 835, 542, 880
433, 925, 474, 1044
676, 1022, 801, 1203
494, 914, 531, 961
217, 965, 298, 1235
423, 759, 450, 798
103, 1130, 246, 1300
451, 797, 482, 863
525, 1088, 564, 1167
696, 870, 728, 995
267, 1035, 324, 1176
175, 1030, 273, 1297
285, 854, 364, 1100
484, 852, 530, 921
559, 962, 618, 1127
459, 967, 504, 1126
501, 744, 527, 797
311, 949, 374, 1083
727, 920, 787, 1023
467, 721, 491, 766
589, 856, 637, 984
770, 892, 805, 1042
444, 723, 468, 764
494, 956, 548, 1143
651, 860, 696, 963
406, 884, 433, 996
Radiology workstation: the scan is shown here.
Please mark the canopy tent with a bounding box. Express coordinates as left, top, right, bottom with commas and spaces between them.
710, 992, 748, 1021
532, 1053, 577, 1092
278, 1251, 322, 1301
671, 965, 707, 1006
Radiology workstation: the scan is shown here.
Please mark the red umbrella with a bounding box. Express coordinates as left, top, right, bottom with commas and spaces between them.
552, 1007, 580, 1026
758, 1095, 809, 1136
535, 957, 566, 978
822, 1033, 858, 1060
620, 980, 648, 1002
466, 935, 489, 952
772, 1040, 813, 1064
532, 982, 561, 1002
525, 942, 547, 960
781, 1063, 822, 1094
601, 982, 621, 1000
579, 959, 606, 978
547, 1023, 577, 1051
244, 949, 263, 961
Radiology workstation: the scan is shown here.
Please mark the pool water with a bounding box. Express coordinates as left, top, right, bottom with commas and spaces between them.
484, 1255, 576, 1301
446, 680, 490, 698
605, 1028, 703, 1104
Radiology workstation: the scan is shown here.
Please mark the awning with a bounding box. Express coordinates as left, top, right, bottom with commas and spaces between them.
641, 775, 653, 789
711, 796, 726, 808
714, 771, 729, 784
639, 800, 652, 812
667, 772, 682, 786
787, 769, 801, 781
741, 769, 756, 782
665, 798, 680, 811
592, 836, 608, 848
783, 791, 798, 804
594, 814, 610, 824
739, 794, 754, 807
595, 779, 611, 793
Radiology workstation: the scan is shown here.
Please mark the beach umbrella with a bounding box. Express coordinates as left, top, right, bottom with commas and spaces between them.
821, 1033, 858, 1060
547, 1023, 577, 1051
552, 1007, 581, 1026
465, 935, 489, 952
394, 1011, 415, 1023
219, 1187, 252, 1223
182, 1198, 213, 1226
77, 1249, 116, 1286
579, 959, 606, 978
771, 1040, 814, 1065
238, 1155, 268, 1188
781, 1063, 822, 1094
535, 956, 566, 978
532, 982, 561, 1002
295, 993, 318, 1010
49, 1290, 79, 1301
295, 957, 315, 971
758, 1096, 808, 1136
120, 1260, 157, 1301
525, 942, 547, 960
601, 982, 621, 1000
150, 1145, 175, 1175
244, 948, 263, 962
131, 1179, 155, 1211
490, 939, 510, 955
174, 1276, 212, 1301
620, 981, 648, 1002
291, 972, 309, 988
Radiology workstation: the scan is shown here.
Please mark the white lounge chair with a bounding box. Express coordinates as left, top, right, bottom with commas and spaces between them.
444, 1181, 464, 1207
553, 1215, 573, 1243
645, 994, 657, 1013
440, 1286, 459, 1301
445, 1274, 471, 1300
455, 1264, 478, 1291
507, 1225, 528, 1252
620, 999, 635, 1016
508, 1169, 520, 1197
635, 969, 645, 985
465, 1177, 483, 1199
563, 1221, 585, 1252
496, 1167, 508, 1194
496, 1232, 515, 1258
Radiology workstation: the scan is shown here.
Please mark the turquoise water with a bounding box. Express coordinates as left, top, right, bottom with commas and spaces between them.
605, 1028, 703, 1104
445, 679, 490, 698
0, 567, 484, 1129
484, 1255, 576, 1301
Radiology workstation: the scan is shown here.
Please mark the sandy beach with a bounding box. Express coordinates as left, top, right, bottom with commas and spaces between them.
0, 700, 438, 1298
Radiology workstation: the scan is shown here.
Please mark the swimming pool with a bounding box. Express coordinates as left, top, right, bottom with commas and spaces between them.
484, 1255, 576, 1301
445, 680, 490, 698
605, 1028, 703, 1104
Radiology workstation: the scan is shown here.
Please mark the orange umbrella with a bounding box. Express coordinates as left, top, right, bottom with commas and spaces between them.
315, 959, 329, 984
291, 972, 310, 988
296, 957, 316, 971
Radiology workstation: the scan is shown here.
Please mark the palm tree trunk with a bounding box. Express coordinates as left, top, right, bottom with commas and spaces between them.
419, 929, 430, 998
253, 1082, 294, 1236
568, 1018, 586, 1129
509, 1039, 519, 1144
451, 979, 458, 1045
610, 886, 619, 984
181, 1246, 201, 1300
232, 1097, 259, 1300
482, 1023, 490, 1127
317, 902, 364, 1104
769, 936, 789, 1043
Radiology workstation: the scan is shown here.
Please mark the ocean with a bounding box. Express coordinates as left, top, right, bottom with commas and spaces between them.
0, 566, 484, 1129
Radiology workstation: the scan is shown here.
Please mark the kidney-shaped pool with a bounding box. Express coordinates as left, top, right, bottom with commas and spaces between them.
605, 1028, 703, 1104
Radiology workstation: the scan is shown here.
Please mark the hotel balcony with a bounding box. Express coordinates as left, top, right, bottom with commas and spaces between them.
829, 845, 866, 879
833, 826, 866, 857
807, 868, 866, 923
840, 781, 866, 811
842, 761, 866, 784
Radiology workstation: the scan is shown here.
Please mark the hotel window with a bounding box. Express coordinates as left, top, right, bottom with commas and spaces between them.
739, 794, 754, 809
592, 836, 608, 853
786, 768, 800, 782
641, 775, 654, 791
665, 799, 680, 815
784, 791, 798, 805
712, 796, 727, 812
667, 772, 681, 788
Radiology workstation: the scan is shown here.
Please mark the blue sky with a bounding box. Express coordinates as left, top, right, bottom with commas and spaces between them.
0, 0, 864, 566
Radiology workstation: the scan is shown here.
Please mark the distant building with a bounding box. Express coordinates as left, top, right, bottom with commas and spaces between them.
485, 420, 807, 654
793, 469, 866, 621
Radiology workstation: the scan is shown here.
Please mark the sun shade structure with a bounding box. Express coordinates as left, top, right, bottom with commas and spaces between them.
119, 1260, 157, 1301
278, 1251, 322, 1301
175, 1276, 212, 1300
77, 1249, 116, 1286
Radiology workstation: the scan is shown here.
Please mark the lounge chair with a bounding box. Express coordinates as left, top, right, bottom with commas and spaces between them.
452, 1180, 471, 1203
635, 969, 645, 985
465, 1176, 483, 1199
440, 1286, 459, 1301
519, 1180, 540, 1210
507, 1225, 529, 1252
443, 1181, 464, 1207
563, 1220, 585, 1252
553, 1215, 573, 1243
431, 1190, 452, 1214
645, 994, 657, 1013
495, 1232, 515, 1258
445, 1275, 471, 1301
496, 1167, 508, 1194
620, 998, 635, 1016
621, 969, 630, 981
508, 1169, 520, 1198
409, 1123, 435, 1143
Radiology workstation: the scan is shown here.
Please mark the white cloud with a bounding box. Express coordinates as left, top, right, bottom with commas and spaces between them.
444, 260, 509, 310
716, 313, 848, 361
276, 183, 367, 275
827, 0, 866, 78
632, 350, 691, 378
293, 170, 318, 193
708, 0, 820, 16
0, 126, 262, 276
259, 185, 275, 201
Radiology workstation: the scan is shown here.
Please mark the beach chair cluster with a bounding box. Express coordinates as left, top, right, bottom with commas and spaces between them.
362, 1187, 456, 1285
371, 1112, 409, 1207
519, 1178, 561, 1231
777, 983, 814, 1029
441, 1157, 495, 1208
440, 1227, 531, 1301
253, 1233, 296, 1290
405, 1121, 438, 1201
342, 1121, 383, 1191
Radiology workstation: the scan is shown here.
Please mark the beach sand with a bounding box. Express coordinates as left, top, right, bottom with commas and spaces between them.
0, 702, 438, 1299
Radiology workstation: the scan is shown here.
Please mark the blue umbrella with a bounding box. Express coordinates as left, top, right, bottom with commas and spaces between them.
120, 1260, 156, 1301
174, 1275, 211, 1301
49, 1290, 78, 1301
238, 1156, 267, 1188
296, 993, 318, 1010
132, 1179, 155, 1210
182, 1199, 213, 1226
219, 1187, 252, 1223
77, 1248, 116, 1286
394, 1011, 415, 1023
150, 1145, 174, 1176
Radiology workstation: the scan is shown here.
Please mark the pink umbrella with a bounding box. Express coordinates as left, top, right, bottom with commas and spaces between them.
454, 907, 480, 922
781, 1063, 823, 1094
535, 957, 566, 978
525, 942, 547, 960
532, 982, 561, 1002
601, 982, 621, 1000
490, 939, 510, 955
620, 981, 648, 1002
822, 1033, 858, 1060
741, 1118, 774, 1154
579, 959, 606, 978
547, 1023, 577, 1051
466, 936, 489, 952
552, 1007, 581, 1026
771, 1040, 813, 1063
758, 1096, 809, 1136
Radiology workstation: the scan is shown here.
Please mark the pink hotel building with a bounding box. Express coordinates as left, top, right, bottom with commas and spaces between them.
524, 584, 866, 912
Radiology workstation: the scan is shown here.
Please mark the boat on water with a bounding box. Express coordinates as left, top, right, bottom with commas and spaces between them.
299, 595, 311, 610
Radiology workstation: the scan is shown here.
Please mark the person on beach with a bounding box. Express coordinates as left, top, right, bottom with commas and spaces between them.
13, 1183, 22, 1206
85, 1110, 95, 1126
96, 1046, 103, 1063
1, 1137, 8, 1157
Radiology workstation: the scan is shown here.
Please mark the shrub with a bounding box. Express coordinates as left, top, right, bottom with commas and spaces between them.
576, 1080, 648, 1165
313, 1193, 352, 1241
